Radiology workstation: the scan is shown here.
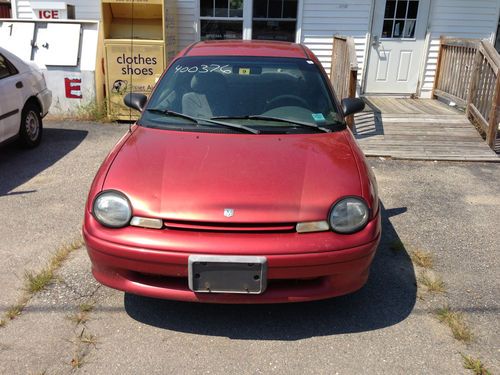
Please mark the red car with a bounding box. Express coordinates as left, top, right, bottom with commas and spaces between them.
83, 41, 380, 303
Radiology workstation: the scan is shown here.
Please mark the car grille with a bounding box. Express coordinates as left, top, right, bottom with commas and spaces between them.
163, 220, 296, 233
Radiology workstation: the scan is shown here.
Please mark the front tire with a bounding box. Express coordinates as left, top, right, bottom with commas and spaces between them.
18, 102, 43, 148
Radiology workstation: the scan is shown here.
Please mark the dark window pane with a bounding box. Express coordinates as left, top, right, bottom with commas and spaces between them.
252, 20, 296, 41
269, 0, 282, 18
229, 0, 243, 17
201, 20, 243, 40
396, 0, 408, 18
200, 0, 213, 17
393, 19, 405, 37
407, 1, 419, 18
384, 0, 396, 18
0, 55, 11, 79
404, 19, 416, 37
283, 0, 297, 18
215, 0, 228, 17
382, 20, 394, 38
253, 0, 268, 18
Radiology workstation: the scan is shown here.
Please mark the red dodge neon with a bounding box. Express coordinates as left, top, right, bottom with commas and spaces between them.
83, 41, 381, 303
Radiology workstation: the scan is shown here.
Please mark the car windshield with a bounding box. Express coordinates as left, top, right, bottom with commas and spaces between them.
140, 56, 343, 134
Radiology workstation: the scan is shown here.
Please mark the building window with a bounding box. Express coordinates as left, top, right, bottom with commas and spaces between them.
200, 0, 244, 40
252, 0, 298, 42
382, 0, 419, 39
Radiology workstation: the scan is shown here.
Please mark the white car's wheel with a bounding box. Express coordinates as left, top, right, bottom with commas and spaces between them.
19, 101, 43, 148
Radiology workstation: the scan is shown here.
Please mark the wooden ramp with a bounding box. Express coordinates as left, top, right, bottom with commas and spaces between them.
354, 97, 499, 162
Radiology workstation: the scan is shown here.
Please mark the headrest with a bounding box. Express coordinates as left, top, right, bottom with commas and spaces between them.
190, 73, 227, 93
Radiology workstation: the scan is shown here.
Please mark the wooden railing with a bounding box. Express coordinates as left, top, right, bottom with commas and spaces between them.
433, 37, 500, 151
330, 35, 358, 129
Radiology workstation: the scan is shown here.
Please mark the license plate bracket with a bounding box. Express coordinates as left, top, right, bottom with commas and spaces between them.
188, 255, 267, 294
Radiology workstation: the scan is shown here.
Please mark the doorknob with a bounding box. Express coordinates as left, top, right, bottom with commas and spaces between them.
371, 35, 380, 46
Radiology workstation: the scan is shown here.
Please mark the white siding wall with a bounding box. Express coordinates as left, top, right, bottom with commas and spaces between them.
177, 0, 196, 50
420, 0, 500, 97
300, 0, 372, 83
15, 0, 100, 20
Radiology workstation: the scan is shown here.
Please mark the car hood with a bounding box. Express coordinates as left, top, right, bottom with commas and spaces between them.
103, 126, 361, 223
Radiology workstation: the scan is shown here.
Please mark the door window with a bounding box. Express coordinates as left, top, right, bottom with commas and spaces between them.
382, 0, 419, 39
200, 0, 244, 40
0, 54, 18, 80
252, 0, 298, 42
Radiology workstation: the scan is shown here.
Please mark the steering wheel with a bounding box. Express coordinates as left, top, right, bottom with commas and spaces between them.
265, 95, 310, 111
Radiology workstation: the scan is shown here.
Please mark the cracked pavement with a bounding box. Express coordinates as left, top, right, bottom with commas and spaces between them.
0, 121, 498, 374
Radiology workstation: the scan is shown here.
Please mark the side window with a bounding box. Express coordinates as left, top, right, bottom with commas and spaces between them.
0, 54, 18, 80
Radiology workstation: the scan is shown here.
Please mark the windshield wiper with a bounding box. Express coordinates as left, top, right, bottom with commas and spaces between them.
146, 108, 260, 134
211, 115, 333, 133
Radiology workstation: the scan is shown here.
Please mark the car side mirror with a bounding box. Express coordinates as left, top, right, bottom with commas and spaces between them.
341, 98, 365, 116
124, 93, 147, 112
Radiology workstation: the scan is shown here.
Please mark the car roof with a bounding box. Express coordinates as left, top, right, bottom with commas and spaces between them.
182, 40, 312, 59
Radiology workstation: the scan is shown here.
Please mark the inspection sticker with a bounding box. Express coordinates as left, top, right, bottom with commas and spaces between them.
239, 68, 251, 75
312, 113, 326, 122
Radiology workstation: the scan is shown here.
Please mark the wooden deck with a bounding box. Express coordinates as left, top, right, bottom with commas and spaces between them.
353, 97, 500, 162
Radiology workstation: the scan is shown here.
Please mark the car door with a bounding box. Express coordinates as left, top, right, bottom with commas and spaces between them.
0, 53, 23, 143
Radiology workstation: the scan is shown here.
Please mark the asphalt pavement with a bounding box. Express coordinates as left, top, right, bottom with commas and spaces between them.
0, 121, 498, 374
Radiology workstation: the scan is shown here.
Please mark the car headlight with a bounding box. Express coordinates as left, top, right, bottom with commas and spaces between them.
92, 190, 132, 228
329, 197, 369, 234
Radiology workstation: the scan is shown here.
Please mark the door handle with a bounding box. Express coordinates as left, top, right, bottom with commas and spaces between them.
15, 81, 23, 89
371, 35, 380, 46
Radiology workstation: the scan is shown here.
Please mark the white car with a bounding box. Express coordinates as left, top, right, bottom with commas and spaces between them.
0, 46, 51, 148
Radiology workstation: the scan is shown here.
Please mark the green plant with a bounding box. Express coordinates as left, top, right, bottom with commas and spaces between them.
436, 306, 473, 342
461, 354, 491, 375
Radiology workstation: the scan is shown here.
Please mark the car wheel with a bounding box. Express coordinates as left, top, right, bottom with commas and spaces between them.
18, 102, 43, 148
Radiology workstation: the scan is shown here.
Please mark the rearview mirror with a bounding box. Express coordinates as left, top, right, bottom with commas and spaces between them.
124, 93, 147, 112
341, 98, 365, 116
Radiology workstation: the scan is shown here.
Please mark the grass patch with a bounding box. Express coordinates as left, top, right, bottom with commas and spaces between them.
80, 332, 98, 346
389, 238, 405, 253
0, 236, 84, 328
418, 271, 445, 293
79, 303, 94, 313
410, 249, 433, 268
70, 353, 85, 369
461, 354, 491, 375
24, 269, 54, 294
68, 311, 89, 326
436, 306, 473, 342
75, 100, 109, 122
5, 304, 24, 320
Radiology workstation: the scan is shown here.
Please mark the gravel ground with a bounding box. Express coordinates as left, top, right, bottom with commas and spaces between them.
0, 121, 498, 374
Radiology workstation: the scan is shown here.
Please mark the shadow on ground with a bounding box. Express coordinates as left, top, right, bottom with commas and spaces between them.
125, 203, 416, 340
0, 127, 88, 196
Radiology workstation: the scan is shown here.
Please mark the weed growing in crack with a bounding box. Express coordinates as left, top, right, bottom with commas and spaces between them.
436, 306, 473, 342
461, 354, 491, 375
410, 249, 434, 268
418, 271, 445, 293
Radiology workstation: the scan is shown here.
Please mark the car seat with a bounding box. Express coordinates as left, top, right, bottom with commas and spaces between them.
182, 73, 228, 118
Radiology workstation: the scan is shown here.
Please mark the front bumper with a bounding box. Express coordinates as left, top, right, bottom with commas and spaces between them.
83, 214, 381, 304
37, 88, 52, 117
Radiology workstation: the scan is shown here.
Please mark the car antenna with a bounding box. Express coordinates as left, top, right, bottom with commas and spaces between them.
128, 0, 135, 132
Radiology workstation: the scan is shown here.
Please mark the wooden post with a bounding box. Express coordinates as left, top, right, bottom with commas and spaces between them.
466, 47, 482, 118
486, 72, 500, 148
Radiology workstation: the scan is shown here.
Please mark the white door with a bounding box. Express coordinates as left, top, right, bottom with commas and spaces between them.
0, 54, 23, 143
365, 0, 430, 94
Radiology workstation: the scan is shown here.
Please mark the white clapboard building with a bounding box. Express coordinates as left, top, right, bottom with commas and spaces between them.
6, 0, 500, 98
